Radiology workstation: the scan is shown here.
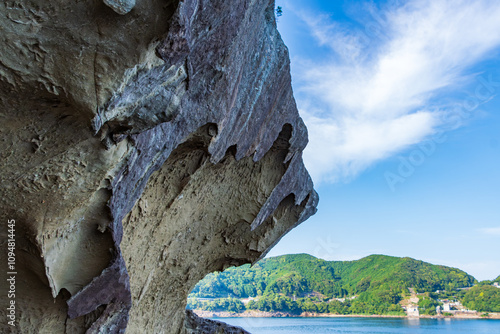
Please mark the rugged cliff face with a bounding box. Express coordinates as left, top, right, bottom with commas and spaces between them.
0, 0, 318, 333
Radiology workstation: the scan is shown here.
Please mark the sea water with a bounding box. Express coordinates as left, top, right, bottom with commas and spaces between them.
213, 317, 500, 333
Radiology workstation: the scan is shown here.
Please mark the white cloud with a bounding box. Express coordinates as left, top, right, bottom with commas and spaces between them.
300, 14, 366, 62
479, 227, 500, 236
292, 0, 500, 183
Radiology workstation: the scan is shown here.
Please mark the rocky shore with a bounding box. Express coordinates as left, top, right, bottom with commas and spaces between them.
193, 309, 500, 320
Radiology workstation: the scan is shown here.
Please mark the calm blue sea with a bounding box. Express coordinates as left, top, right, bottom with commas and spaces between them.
212, 317, 500, 334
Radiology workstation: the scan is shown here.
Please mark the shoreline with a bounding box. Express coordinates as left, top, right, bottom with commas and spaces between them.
193, 310, 500, 320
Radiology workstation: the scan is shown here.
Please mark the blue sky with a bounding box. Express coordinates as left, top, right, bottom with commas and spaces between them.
266, 0, 500, 281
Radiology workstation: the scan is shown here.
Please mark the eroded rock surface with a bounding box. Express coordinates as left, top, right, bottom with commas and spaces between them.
184, 310, 250, 334
0, 0, 318, 333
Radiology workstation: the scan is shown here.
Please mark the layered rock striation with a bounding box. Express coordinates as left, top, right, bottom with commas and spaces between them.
0, 0, 318, 333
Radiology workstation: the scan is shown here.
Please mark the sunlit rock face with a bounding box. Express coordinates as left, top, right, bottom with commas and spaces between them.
0, 0, 318, 333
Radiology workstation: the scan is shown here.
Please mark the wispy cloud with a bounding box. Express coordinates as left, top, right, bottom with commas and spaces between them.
292, 0, 500, 183
479, 227, 500, 236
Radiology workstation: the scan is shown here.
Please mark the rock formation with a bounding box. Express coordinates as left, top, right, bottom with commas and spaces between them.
184, 310, 250, 334
0, 0, 318, 333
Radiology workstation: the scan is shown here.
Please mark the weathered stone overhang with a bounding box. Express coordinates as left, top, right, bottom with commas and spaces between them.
0, 0, 318, 333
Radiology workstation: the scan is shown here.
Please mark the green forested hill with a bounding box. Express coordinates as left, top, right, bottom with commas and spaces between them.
188, 254, 477, 315
462, 285, 500, 312
190, 254, 475, 299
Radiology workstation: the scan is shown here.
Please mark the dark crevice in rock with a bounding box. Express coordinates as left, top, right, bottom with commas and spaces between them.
83, 305, 107, 330
227, 144, 238, 157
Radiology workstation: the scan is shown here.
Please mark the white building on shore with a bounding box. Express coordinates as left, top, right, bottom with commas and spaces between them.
407, 305, 419, 317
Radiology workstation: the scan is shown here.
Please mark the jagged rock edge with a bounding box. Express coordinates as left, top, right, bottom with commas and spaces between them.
64, 0, 319, 332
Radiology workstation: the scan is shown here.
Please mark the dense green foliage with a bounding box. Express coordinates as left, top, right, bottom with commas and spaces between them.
462, 286, 500, 312
187, 295, 404, 316
244, 294, 405, 315
418, 294, 442, 315
188, 254, 477, 315
275, 6, 283, 18
190, 254, 475, 298
187, 297, 245, 313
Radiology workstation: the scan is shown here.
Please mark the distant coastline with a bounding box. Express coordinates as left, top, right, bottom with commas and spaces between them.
194, 310, 500, 320
189, 254, 500, 319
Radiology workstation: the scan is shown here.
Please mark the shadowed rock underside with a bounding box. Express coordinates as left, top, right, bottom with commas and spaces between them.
0, 0, 318, 333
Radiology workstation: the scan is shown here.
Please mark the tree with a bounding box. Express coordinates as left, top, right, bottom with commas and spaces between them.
247, 300, 257, 309
463, 286, 500, 312
356, 278, 371, 293
276, 6, 283, 18
418, 296, 441, 315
